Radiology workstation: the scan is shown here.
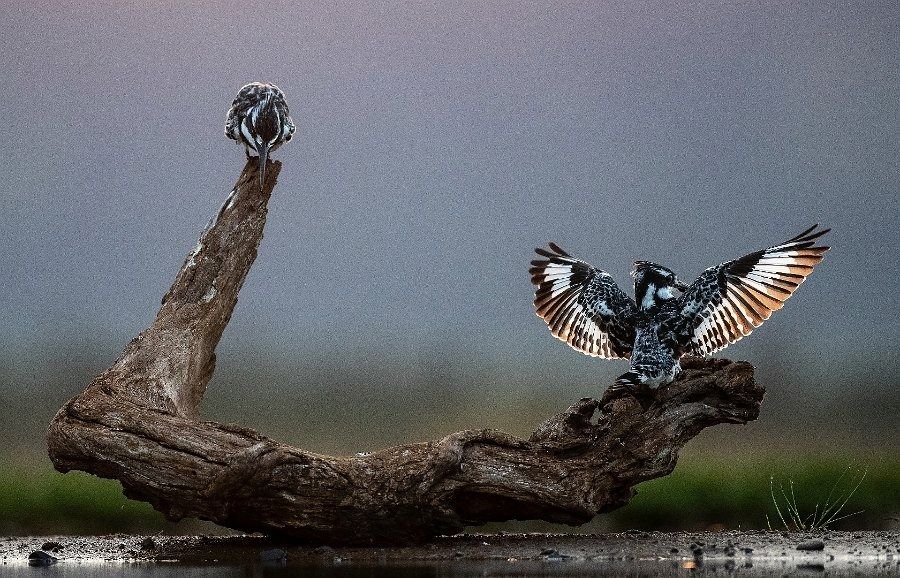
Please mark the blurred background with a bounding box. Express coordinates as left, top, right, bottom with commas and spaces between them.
0, 1, 896, 535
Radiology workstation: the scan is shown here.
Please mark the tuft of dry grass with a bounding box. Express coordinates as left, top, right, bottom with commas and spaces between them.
767, 465, 868, 531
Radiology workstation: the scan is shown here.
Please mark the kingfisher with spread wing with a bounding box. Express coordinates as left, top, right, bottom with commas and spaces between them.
530, 225, 830, 393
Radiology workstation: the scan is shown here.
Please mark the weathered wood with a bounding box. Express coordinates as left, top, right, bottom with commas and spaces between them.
47, 159, 765, 545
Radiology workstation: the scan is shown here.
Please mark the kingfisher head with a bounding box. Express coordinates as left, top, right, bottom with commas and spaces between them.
227, 82, 295, 191
251, 95, 280, 146
245, 93, 283, 190
631, 261, 687, 310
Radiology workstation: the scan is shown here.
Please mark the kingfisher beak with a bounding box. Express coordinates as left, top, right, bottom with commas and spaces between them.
257, 141, 269, 191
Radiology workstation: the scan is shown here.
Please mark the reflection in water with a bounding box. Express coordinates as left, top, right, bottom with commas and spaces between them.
4, 557, 900, 577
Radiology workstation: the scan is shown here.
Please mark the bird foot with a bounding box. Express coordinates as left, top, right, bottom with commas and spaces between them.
601, 382, 656, 411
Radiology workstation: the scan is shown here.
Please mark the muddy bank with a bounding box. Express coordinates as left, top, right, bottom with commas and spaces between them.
2, 531, 898, 575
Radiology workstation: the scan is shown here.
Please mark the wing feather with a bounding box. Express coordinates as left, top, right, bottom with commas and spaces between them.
530, 244, 637, 359
675, 225, 830, 356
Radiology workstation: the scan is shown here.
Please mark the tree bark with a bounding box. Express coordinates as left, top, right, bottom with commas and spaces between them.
47, 159, 765, 545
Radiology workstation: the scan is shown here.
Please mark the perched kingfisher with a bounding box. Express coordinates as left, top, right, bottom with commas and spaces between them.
225, 82, 296, 190
530, 225, 830, 394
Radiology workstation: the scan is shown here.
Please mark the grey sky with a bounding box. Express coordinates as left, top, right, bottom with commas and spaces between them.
0, 1, 897, 384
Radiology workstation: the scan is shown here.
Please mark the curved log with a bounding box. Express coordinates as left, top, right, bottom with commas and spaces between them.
47, 160, 765, 545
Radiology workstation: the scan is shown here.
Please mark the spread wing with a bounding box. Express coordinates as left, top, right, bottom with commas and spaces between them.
674, 225, 830, 356
530, 243, 637, 359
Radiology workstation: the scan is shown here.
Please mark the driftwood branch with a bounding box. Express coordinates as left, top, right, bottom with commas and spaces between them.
47, 160, 765, 545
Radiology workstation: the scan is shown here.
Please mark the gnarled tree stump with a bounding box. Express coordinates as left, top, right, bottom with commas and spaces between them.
47, 160, 765, 545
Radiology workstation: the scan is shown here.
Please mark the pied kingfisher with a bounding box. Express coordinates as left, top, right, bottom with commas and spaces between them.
530, 225, 830, 395
225, 82, 296, 190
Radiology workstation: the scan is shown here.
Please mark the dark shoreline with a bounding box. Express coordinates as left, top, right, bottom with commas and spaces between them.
2, 531, 898, 575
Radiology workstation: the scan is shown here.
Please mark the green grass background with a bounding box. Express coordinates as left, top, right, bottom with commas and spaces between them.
2, 453, 895, 536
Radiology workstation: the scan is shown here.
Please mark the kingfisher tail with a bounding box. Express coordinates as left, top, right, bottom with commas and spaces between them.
603, 371, 643, 398
613, 371, 642, 390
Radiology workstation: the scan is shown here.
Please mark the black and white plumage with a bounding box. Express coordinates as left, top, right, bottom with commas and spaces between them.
530, 225, 830, 392
225, 82, 296, 190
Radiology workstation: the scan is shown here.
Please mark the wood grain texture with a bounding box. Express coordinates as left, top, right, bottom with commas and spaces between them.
47, 159, 765, 544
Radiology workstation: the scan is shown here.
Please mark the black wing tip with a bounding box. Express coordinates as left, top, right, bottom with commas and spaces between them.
547, 241, 568, 255
534, 242, 569, 258
787, 224, 830, 244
